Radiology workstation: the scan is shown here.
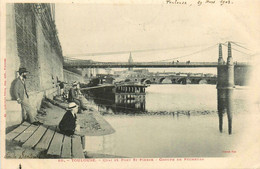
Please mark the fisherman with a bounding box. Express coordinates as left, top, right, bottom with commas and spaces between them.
13, 68, 42, 125
68, 82, 85, 113
76, 82, 82, 96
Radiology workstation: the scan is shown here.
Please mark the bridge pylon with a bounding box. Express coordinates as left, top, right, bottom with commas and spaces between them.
217, 42, 234, 135
217, 43, 226, 133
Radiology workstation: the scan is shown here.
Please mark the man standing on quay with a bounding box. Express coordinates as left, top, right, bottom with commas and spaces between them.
13, 68, 42, 125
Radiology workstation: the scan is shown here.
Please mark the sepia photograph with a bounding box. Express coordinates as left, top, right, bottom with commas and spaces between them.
1, 0, 260, 168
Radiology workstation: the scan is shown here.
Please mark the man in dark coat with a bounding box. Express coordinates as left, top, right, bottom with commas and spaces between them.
68, 82, 78, 102
59, 102, 78, 136
58, 80, 67, 96
68, 82, 84, 113
13, 68, 42, 125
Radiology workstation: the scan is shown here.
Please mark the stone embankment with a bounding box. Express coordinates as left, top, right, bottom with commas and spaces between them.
100, 110, 217, 116
144, 110, 217, 116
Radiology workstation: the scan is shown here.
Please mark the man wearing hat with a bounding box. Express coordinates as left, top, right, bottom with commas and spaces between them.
58, 80, 66, 97
13, 68, 42, 125
68, 82, 83, 113
58, 102, 79, 136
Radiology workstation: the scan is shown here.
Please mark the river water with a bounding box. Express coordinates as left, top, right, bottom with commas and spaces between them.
85, 84, 252, 157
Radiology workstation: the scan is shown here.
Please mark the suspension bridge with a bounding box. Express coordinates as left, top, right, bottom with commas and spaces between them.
63, 42, 254, 69
63, 42, 255, 135
63, 61, 250, 69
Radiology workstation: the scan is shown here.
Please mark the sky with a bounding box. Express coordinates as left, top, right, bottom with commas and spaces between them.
54, 1, 260, 73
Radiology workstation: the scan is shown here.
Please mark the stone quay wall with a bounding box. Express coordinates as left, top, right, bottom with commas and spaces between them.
6, 4, 63, 127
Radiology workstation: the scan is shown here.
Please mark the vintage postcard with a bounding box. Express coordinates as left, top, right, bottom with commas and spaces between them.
1, 0, 260, 168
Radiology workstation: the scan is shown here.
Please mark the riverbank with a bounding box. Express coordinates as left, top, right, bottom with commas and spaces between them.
5, 96, 115, 158
38, 96, 115, 136
6, 83, 251, 158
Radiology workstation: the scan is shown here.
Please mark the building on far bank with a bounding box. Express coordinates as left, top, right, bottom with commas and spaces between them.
133, 69, 149, 74
128, 52, 133, 71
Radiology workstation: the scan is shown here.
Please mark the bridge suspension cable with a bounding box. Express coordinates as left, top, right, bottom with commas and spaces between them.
64, 41, 255, 62
221, 43, 254, 56
64, 43, 217, 58
228, 41, 250, 51
155, 43, 218, 62
224, 41, 252, 51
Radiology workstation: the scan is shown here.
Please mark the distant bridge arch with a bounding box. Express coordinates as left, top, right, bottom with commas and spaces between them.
144, 79, 152, 84
141, 78, 147, 84
177, 77, 191, 84
198, 79, 208, 84
159, 77, 165, 83
160, 77, 172, 84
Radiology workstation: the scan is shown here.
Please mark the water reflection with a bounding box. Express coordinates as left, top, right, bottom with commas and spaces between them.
84, 114, 248, 158
82, 85, 250, 158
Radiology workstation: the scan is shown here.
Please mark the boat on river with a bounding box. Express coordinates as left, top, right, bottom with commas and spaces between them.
81, 82, 149, 103
114, 83, 148, 102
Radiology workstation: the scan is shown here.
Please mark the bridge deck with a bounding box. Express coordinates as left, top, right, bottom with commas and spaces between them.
64, 61, 250, 68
